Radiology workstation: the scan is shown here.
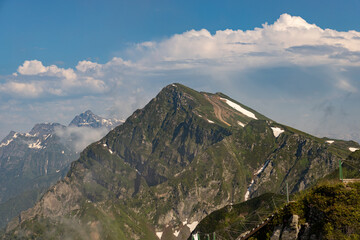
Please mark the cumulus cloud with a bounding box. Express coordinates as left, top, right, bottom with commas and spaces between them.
0, 82, 43, 98
132, 13, 360, 71
1, 13, 360, 143
55, 125, 109, 152
1, 59, 114, 98
18, 60, 77, 80
76, 60, 101, 73
2, 13, 360, 99
17, 60, 48, 75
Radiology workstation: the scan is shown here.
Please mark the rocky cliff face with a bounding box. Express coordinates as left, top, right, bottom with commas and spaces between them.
3, 84, 358, 240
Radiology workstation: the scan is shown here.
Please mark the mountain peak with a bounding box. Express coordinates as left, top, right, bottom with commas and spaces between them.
83, 109, 94, 115
69, 110, 123, 129
29, 123, 64, 136
156, 83, 264, 127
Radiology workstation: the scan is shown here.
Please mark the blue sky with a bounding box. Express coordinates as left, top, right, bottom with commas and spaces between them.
1, 0, 360, 143
2, 0, 360, 73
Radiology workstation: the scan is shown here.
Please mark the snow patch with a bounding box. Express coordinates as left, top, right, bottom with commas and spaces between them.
0, 132, 19, 147
174, 230, 180, 237
244, 179, 254, 201
245, 160, 270, 201
254, 160, 270, 176
28, 139, 44, 149
156, 232, 163, 239
271, 127, 284, 137
0, 139, 13, 147
349, 147, 359, 152
25, 133, 36, 137
207, 119, 214, 123
237, 121, 245, 127
220, 97, 257, 119
187, 221, 198, 232
44, 134, 51, 140
102, 143, 113, 154
326, 140, 334, 144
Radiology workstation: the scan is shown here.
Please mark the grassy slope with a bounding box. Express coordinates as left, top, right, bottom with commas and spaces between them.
252, 181, 360, 240
189, 193, 287, 240
239, 150, 360, 239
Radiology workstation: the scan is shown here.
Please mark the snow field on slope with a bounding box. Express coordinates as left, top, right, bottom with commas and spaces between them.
349, 147, 359, 152
220, 97, 257, 120
271, 127, 284, 137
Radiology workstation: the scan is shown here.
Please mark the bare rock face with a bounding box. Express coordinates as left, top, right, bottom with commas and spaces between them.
269, 215, 300, 240
6, 177, 82, 232
299, 223, 310, 240
270, 227, 282, 240
281, 215, 300, 240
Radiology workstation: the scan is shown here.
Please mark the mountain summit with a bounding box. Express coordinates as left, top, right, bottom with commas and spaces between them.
69, 110, 124, 129
3, 84, 359, 240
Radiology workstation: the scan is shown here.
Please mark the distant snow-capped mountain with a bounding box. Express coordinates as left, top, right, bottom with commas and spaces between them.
0, 110, 123, 229
69, 110, 124, 129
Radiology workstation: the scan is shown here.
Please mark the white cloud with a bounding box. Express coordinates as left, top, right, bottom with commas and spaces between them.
17, 60, 77, 80
337, 78, 357, 93
55, 125, 109, 152
1, 13, 360, 143
131, 13, 360, 72
2, 59, 111, 98
76, 60, 101, 72
84, 77, 107, 93
270, 14, 318, 30
0, 82, 43, 98
4, 13, 360, 100
17, 60, 48, 75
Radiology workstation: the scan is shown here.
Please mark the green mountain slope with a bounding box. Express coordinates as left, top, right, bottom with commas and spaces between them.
187, 193, 287, 240
191, 150, 360, 240
3, 84, 358, 240
250, 180, 360, 240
